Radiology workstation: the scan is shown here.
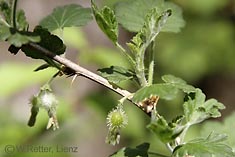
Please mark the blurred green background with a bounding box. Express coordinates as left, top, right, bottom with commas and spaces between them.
0, 0, 234, 157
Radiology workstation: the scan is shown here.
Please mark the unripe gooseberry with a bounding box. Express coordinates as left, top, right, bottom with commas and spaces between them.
110, 111, 124, 127
107, 105, 128, 129
38, 90, 57, 110
106, 104, 128, 145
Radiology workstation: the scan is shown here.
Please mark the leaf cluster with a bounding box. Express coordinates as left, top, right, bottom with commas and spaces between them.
90, 0, 232, 155
0, 1, 93, 72
92, 0, 184, 87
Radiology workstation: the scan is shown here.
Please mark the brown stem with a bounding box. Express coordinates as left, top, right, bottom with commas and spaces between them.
28, 43, 151, 116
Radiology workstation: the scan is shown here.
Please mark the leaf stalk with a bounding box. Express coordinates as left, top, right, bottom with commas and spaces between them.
11, 0, 18, 28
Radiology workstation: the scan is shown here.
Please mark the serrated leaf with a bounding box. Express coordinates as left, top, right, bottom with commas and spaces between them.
201, 112, 235, 150
147, 115, 185, 143
162, 74, 196, 93
0, 25, 12, 40
110, 143, 149, 157
16, 10, 28, 31
127, 8, 171, 54
183, 89, 225, 125
21, 26, 66, 59
133, 83, 178, 103
0, 1, 28, 30
173, 133, 235, 157
0, 1, 11, 24
0, 26, 40, 47
98, 66, 135, 84
162, 74, 187, 84
0, 1, 35, 47
40, 4, 93, 32
7, 31, 39, 47
91, 0, 118, 44
115, 0, 162, 32
115, 0, 185, 33
160, 2, 185, 33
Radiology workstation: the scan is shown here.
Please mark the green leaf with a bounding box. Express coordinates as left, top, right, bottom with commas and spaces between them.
0, 26, 40, 47
0, 1, 28, 30
115, 0, 162, 32
127, 8, 171, 54
16, 10, 28, 31
110, 143, 149, 157
102, 0, 127, 9
201, 112, 235, 150
115, 0, 185, 33
21, 26, 66, 59
147, 115, 185, 143
173, 133, 235, 157
162, 74, 186, 84
40, 4, 93, 32
91, 0, 118, 44
0, 1, 37, 48
98, 66, 136, 84
133, 83, 178, 103
160, 2, 185, 33
183, 89, 225, 125
162, 74, 196, 93
6, 30, 39, 47
34, 63, 50, 72
0, 1, 11, 25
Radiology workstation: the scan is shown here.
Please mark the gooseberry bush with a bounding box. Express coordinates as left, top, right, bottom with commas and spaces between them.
0, 0, 234, 156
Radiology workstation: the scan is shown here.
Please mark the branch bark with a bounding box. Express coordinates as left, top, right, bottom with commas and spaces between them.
28, 43, 151, 116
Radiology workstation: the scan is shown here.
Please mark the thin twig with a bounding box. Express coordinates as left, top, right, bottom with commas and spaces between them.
11, 0, 18, 28
28, 43, 151, 117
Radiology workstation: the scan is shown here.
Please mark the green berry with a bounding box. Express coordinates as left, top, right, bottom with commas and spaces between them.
110, 111, 124, 127
106, 104, 128, 145
38, 90, 57, 110
107, 105, 128, 129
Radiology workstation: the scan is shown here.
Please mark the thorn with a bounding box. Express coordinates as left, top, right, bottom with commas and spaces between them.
46, 117, 53, 130
46, 116, 59, 130
71, 74, 78, 86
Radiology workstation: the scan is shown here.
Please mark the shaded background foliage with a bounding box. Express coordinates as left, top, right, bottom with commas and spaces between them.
0, 0, 234, 157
